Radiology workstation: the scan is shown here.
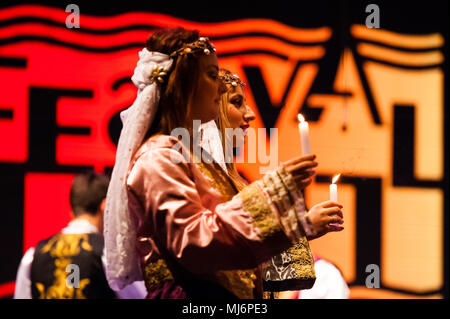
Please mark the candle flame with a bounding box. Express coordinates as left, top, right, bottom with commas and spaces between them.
297, 114, 305, 123
332, 173, 341, 184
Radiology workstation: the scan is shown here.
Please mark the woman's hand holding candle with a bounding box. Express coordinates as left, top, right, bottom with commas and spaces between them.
305, 201, 344, 240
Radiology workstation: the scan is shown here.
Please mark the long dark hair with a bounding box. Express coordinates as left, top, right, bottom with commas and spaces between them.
144, 27, 201, 138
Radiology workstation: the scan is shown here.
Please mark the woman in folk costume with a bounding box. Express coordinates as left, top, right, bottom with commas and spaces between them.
200, 70, 345, 298
104, 27, 344, 299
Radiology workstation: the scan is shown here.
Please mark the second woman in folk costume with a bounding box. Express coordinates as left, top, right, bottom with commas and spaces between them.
104, 27, 344, 299
202, 69, 345, 296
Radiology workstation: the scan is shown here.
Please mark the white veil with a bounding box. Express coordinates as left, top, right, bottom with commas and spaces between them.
103, 49, 173, 291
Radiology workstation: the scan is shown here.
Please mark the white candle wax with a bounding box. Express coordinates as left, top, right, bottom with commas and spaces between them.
330, 183, 337, 202
298, 121, 311, 156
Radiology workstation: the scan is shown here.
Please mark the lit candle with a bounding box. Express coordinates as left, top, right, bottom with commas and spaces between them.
330, 173, 341, 202
297, 114, 311, 156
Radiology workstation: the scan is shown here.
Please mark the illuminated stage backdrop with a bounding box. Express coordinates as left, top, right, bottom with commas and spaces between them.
0, 2, 448, 298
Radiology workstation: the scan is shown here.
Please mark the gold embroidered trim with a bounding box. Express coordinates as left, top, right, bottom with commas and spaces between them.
288, 238, 315, 279
35, 234, 93, 299
142, 258, 174, 291
238, 182, 283, 240
197, 161, 237, 201
212, 270, 256, 299
41, 234, 93, 257
197, 160, 257, 299
262, 291, 280, 299
261, 236, 316, 292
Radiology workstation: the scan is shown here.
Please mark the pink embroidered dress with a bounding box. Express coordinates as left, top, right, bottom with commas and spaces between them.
126, 134, 314, 298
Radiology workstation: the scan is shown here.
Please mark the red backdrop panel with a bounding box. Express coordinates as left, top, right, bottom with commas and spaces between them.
23, 173, 74, 252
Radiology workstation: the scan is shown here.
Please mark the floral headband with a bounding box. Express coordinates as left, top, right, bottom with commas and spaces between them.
169, 36, 216, 58
147, 36, 216, 85
219, 71, 246, 87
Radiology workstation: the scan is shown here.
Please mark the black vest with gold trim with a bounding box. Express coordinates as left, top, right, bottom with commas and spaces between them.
30, 233, 115, 299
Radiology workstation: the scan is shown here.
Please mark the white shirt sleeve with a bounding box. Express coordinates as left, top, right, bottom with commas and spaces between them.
299, 259, 349, 299
101, 249, 147, 299
13, 248, 35, 299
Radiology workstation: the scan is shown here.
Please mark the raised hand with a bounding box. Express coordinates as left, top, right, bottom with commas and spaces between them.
282, 154, 318, 190
305, 200, 344, 240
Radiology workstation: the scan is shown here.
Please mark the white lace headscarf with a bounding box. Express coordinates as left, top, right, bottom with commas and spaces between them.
104, 48, 173, 291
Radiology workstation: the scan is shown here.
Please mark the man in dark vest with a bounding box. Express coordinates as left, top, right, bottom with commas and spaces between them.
14, 172, 146, 299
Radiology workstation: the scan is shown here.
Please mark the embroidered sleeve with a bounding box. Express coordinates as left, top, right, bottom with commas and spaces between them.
261, 238, 316, 292
259, 167, 316, 291
128, 146, 311, 275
